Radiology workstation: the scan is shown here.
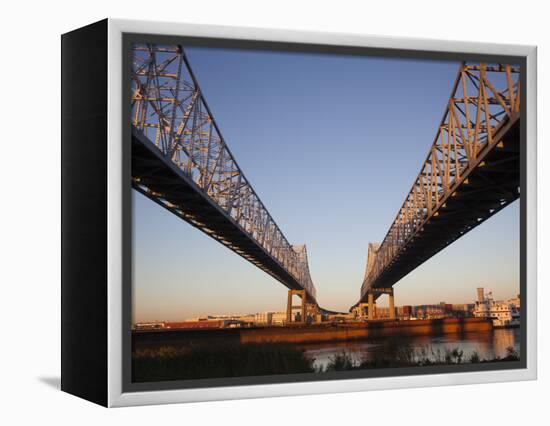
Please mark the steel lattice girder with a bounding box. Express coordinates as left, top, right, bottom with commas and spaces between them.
359, 62, 521, 303
131, 44, 317, 303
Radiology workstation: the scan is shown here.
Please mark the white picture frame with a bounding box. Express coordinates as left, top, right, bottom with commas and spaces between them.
61, 18, 537, 407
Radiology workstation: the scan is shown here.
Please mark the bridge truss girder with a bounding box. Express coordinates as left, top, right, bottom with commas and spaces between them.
359, 62, 521, 303
131, 43, 317, 303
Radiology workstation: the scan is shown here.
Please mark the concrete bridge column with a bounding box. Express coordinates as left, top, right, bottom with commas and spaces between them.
389, 289, 395, 320
286, 290, 293, 323
286, 289, 306, 323
301, 293, 306, 323
368, 292, 375, 320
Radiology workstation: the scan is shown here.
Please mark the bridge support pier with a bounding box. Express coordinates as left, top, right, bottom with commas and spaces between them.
389, 288, 395, 320
287, 290, 306, 324
366, 287, 395, 320
368, 292, 375, 320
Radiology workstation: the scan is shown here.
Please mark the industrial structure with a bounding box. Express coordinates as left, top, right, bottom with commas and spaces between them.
130, 44, 320, 321
355, 63, 521, 319
130, 44, 521, 323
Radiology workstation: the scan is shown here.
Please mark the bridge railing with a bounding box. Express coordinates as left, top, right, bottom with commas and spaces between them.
361, 62, 520, 298
131, 44, 316, 301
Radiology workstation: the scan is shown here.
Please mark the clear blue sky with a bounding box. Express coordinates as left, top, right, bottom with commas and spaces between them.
132, 47, 519, 322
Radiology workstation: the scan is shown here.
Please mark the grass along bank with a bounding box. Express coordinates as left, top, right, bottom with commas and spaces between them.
132, 341, 520, 382
132, 342, 316, 382
324, 345, 520, 371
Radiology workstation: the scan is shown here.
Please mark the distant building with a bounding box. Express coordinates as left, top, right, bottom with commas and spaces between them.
451, 303, 474, 317
397, 305, 412, 319
374, 306, 390, 319
254, 312, 273, 325
235, 314, 255, 324
165, 320, 225, 329
413, 304, 445, 319
271, 312, 287, 325
133, 321, 165, 330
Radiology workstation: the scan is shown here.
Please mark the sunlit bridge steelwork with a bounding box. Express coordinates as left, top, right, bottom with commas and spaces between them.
130, 44, 319, 318
354, 62, 521, 317
129, 44, 521, 322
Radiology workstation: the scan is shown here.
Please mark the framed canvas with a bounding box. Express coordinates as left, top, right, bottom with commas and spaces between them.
61, 18, 537, 407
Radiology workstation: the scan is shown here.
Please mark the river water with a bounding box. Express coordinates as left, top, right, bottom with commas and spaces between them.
299, 328, 520, 370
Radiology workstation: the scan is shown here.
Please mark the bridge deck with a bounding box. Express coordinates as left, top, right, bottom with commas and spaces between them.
132, 129, 313, 300
360, 116, 519, 302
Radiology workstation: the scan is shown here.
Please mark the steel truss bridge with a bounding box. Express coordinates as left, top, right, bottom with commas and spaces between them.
130, 44, 521, 322
131, 44, 320, 320
354, 63, 521, 318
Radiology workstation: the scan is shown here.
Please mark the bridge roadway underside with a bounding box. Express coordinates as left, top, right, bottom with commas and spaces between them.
131, 129, 312, 301
362, 118, 520, 303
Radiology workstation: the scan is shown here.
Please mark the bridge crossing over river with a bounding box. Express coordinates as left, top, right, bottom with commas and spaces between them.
131, 44, 520, 322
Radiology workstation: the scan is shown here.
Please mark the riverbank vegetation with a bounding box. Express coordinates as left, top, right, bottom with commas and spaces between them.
132, 342, 315, 382
132, 341, 520, 382
325, 345, 520, 372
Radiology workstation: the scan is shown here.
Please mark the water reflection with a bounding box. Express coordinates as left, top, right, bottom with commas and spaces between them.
299, 328, 520, 370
